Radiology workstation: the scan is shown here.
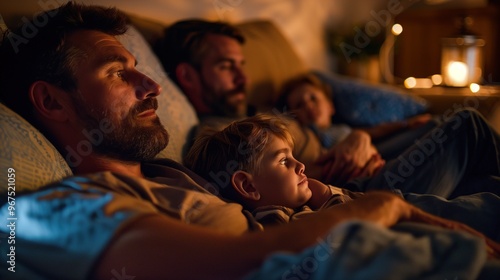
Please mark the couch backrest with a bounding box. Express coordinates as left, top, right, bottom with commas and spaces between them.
237, 20, 308, 112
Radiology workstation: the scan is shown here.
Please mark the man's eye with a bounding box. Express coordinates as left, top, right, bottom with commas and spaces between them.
218, 62, 233, 70
115, 70, 125, 79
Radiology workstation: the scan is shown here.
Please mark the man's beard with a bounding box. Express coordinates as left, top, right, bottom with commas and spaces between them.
201, 79, 247, 118
74, 97, 170, 163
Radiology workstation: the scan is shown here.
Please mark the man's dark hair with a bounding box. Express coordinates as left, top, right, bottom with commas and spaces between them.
155, 19, 245, 86
0, 1, 129, 126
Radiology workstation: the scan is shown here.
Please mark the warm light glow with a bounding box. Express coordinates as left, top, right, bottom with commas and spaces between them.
469, 83, 480, 93
391, 24, 403, 36
446, 61, 469, 87
404, 77, 416, 88
431, 74, 443, 85
404, 77, 433, 89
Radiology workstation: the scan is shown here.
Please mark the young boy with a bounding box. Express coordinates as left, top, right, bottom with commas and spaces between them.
184, 114, 500, 259
184, 113, 367, 226
276, 73, 433, 151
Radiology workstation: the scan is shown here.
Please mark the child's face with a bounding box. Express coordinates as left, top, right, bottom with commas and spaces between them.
287, 84, 334, 129
251, 135, 312, 209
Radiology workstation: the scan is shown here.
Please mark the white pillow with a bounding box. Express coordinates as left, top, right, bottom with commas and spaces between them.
0, 103, 72, 192
118, 25, 199, 163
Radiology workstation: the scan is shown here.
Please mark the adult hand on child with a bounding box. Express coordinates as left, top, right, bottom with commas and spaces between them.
403, 199, 500, 260
352, 191, 500, 260
316, 130, 382, 185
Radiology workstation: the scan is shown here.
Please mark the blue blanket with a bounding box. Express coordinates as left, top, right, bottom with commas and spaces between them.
246, 221, 500, 280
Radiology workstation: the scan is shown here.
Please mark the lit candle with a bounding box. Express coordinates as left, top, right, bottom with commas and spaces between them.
446, 61, 468, 87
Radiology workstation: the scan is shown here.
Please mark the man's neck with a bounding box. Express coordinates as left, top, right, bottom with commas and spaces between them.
72, 154, 144, 178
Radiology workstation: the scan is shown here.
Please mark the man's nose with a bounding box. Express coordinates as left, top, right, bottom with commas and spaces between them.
234, 66, 247, 86
135, 72, 161, 100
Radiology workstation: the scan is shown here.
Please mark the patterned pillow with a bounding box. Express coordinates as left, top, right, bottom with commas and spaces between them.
313, 71, 428, 127
0, 103, 72, 192
117, 25, 199, 163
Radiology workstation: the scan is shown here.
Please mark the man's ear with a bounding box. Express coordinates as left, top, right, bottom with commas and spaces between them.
29, 81, 70, 121
232, 170, 261, 201
175, 62, 200, 91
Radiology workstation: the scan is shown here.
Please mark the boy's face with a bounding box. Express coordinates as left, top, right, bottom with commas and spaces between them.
251, 135, 312, 209
287, 84, 334, 129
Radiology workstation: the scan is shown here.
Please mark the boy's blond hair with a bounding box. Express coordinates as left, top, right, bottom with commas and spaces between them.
185, 113, 294, 201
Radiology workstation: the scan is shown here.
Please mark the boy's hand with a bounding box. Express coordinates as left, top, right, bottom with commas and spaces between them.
306, 179, 332, 210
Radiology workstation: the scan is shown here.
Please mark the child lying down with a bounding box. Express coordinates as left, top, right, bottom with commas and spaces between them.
185, 113, 500, 258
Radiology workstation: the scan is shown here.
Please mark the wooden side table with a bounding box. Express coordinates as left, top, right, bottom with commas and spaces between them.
405, 86, 500, 133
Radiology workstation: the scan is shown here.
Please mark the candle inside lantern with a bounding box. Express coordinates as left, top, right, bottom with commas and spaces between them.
446, 61, 469, 87
440, 16, 484, 87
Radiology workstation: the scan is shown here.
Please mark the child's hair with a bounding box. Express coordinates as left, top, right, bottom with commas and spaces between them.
185, 113, 294, 202
275, 73, 333, 112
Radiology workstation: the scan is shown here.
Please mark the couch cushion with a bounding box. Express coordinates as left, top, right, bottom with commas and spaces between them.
0, 103, 72, 192
118, 25, 199, 163
237, 20, 308, 112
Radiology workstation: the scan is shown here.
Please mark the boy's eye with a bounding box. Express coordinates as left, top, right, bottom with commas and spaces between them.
279, 158, 288, 165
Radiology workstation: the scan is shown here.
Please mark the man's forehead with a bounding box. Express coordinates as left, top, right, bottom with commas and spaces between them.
67, 30, 135, 65
204, 34, 244, 57
68, 30, 122, 49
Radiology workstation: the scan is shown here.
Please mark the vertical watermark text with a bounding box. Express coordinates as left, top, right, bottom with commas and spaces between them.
6, 168, 16, 273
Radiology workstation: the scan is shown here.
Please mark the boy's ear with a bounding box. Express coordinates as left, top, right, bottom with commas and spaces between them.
232, 171, 260, 201
29, 81, 70, 122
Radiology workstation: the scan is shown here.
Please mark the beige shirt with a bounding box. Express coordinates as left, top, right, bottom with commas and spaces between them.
60, 159, 262, 234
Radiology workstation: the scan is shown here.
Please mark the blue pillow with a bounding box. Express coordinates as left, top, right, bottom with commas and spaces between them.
312, 71, 428, 127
